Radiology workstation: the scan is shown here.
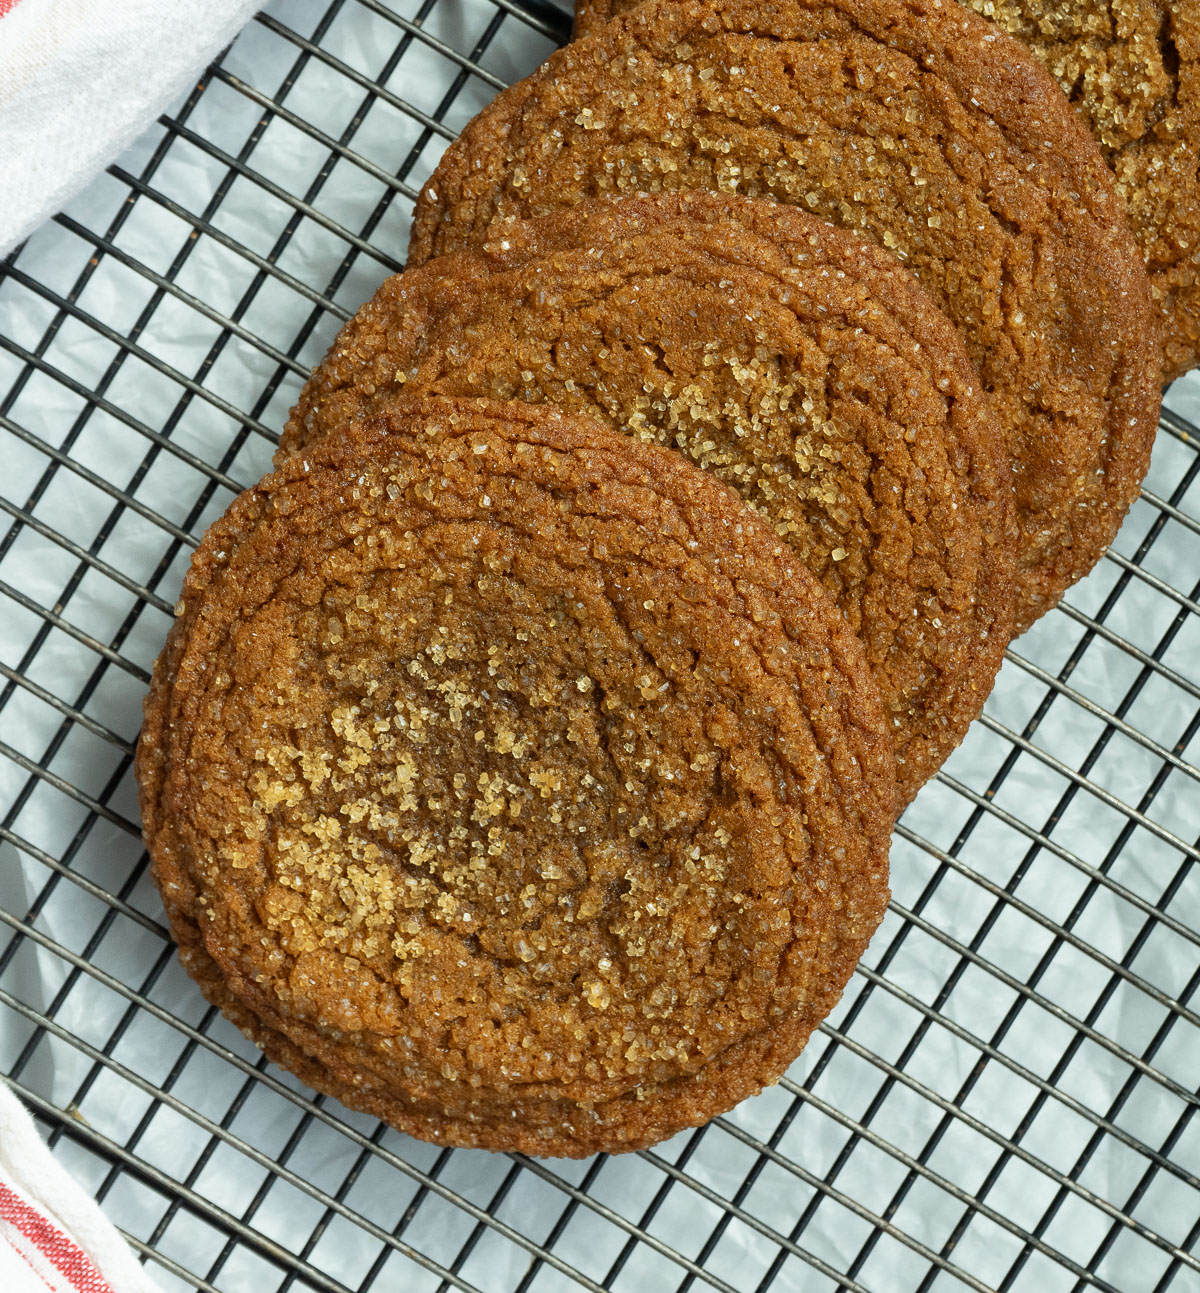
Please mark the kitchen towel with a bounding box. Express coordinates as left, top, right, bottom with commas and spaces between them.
0, 0, 262, 258
0, 1080, 161, 1293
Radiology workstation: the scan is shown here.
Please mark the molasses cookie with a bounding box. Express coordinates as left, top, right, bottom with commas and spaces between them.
283, 193, 1013, 803
137, 396, 894, 1157
572, 0, 1199, 381
410, 0, 1161, 633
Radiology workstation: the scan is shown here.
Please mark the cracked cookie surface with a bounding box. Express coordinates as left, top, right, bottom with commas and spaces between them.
410, 0, 1160, 633
573, 0, 1199, 380
137, 396, 894, 1156
283, 193, 1013, 803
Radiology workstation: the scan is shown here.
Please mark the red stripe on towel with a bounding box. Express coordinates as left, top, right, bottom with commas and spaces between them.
0, 1183, 114, 1293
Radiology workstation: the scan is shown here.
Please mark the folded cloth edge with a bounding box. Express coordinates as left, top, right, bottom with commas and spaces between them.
0, 0, 263, 258
0, 1079, 162, 1293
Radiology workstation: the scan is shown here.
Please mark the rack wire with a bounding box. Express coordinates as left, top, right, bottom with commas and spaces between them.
1, 0, 1199, 1289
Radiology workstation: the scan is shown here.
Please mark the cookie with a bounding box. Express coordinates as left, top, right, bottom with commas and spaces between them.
572, 0, 1198, 382
410, 0, 1161, 634
282, 193, 1014, 804
137, 395, 894, 1157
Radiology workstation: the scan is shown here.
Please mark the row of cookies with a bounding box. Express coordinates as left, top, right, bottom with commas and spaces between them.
136, 0, 1171, 1156
407, 0, 1165, 638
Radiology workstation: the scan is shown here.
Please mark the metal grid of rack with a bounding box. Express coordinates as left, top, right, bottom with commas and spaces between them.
1, 1, 1199, 1289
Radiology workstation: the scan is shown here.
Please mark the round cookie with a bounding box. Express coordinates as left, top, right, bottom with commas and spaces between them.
283, 193, 1014, 804
138, 395, 895, 1157
572, 0, 1199, 382
410, 0, 1161, 634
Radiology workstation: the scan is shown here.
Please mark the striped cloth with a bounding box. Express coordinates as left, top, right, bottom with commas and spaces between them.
0, 1082, 160, 1293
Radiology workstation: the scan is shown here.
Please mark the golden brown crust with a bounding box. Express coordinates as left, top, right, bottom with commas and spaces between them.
410, 0, 1161, 634
572, 0, 1199, 380
282, 192, 1014, 804
137, 395, 894, 1156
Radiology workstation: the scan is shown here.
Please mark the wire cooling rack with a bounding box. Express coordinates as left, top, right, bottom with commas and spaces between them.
2, 1, 1200, 1289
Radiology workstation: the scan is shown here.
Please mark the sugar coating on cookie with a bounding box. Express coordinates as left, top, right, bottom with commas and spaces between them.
411, 0, 1161, 633
137, 396, 894, 1156
284, 193, 1014, 803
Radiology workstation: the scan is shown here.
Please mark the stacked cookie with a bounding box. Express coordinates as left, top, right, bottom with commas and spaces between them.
137, 0, 1171, 1157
